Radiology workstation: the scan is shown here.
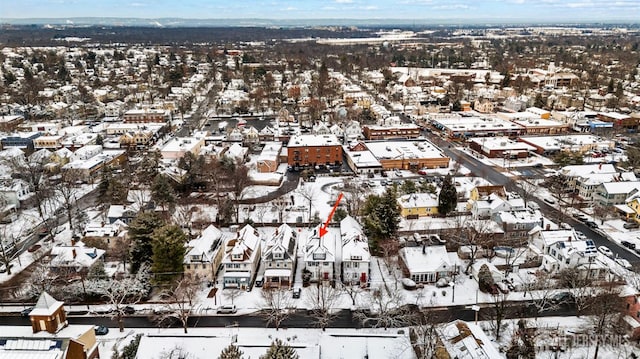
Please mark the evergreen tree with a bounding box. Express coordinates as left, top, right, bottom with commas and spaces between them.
151, 224, 187, 283
361, 187, 400, 253
260, 339, 299, 359
219, 344, 244, 359
129, 211, 165, 274
438, 175, 457, 216
151, 174, 176, 212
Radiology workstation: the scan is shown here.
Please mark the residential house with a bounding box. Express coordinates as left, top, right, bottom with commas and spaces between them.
399, 245, 458, 284
184, 225, 227, 283
0, 179, 32, 210
493, 210, 543, 241
48, 242, 106, 278
262, 223, 297, 289
106, 204, 138, 224
304, 225, 336, 283
471, 193, 525, 219
531, 228, 607, 279
221, 224, 262, 289
434, 320, 502, 359
397, 193, 439, 219
595, 181, 640, 206
340, 216, 370, 286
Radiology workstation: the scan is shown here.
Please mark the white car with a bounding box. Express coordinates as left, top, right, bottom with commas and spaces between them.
560, 222, 571, 230
543, 197, 556, 205
616, 258, 632, 270
598, 246, 613, 258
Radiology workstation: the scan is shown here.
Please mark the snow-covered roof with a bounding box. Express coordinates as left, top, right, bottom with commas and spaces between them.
340, 216, 371, 263
263, 223, 297, 262
439, 320, 502, 359
398, 193, 438, 209
560, 163, 616, 178
30, 292, 64, 317
224, 224, 261, 263
185, 225, 224, 264
287, 134, 340, 148
601, 181, 640, 195
400, 245, 453, 274
304, 225, 336, 262
343, 146, 382, 168
49, 243, 105, 270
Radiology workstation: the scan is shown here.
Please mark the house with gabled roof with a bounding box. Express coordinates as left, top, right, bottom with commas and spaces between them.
262, 223, 297, 289
221, 224, 262, 289
304, 225, 336, 283
340, 216, 370, 287
184, 225, 227, 283
595, 181, 640, 206
48, 242, 105, 278
399, 245, 458, 284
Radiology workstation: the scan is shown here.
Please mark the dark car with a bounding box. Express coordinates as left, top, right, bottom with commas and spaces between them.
585, 221, 599, 229
94, 325, 109, 335
292, 287, 302, 299
20, 308, 33, 317
123, 306, 135, 315
622, 240, 636, 250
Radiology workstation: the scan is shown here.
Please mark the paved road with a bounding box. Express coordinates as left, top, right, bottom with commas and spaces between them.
0, 302, 574, 330
424, 132, 640, 266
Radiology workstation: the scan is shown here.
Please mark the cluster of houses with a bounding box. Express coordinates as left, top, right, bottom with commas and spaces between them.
181, 215, 370, 290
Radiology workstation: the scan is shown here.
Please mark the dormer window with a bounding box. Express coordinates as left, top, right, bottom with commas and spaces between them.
232, 253, 242, 261
351, 255, 362, 261
313, 253, 326, 260
274, 252, 283, 260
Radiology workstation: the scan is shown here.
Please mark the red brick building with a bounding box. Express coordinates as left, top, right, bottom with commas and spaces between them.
362, 124, 421, 140
123, 109, 169, 123
287, 134, 342, 168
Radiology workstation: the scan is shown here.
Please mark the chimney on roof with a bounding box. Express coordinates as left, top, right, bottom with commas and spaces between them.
72, 249, 77, 259
568, 236, 572, 242
599, 163, 602, 170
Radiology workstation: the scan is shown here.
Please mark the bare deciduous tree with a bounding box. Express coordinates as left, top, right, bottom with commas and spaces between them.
305, 284, 340, 330
223, 288, 243, 306
261, 288, 293, 330
354, 287, 409, 329
101, 265, 150, 332
157, 276, 201, 333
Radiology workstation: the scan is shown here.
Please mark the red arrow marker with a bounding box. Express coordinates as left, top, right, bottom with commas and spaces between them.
319, 192, 343, 238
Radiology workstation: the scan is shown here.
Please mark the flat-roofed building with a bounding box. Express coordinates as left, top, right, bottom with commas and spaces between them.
430, 113, 524, 140
123, 108, 169, 123
287, 134, 342, 168
468, 136, 535, 158
362, 124, 421, 140
498, 112, 569, 135
364, 140, 450, 170
519, 134, 614, 155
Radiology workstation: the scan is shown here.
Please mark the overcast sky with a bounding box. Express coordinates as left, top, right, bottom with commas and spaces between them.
3, 0, 639, 22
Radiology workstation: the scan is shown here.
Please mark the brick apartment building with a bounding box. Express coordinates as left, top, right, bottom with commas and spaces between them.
287, 134, 343, 168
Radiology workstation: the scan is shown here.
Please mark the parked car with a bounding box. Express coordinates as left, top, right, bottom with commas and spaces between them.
585, 221, 599, 229
575, 231, 587, 240
94, 325, 109, 335
621, 240, 636, 250
429, 234, 446, 245
559, 222, 571, 230
123, 306, 135, 315
255, 275, 264, 287
624, 222, 639, 230
616, 258, 633, 270
598, 246, 613, 258
20, 307, 33, 317
543, 197, 556, 205
551, 292, 574, 305
216, 305, 237, 314
292, 287, 302, 299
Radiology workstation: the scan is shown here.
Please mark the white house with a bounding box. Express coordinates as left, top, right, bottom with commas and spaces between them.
262, 223, 297, 289
304, 225, 336, 283
531, 228, 607, 279
49, 242, 105, 276
399, 245, 458, 284
340, 216, 370, 287
221, 224, 262, 289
